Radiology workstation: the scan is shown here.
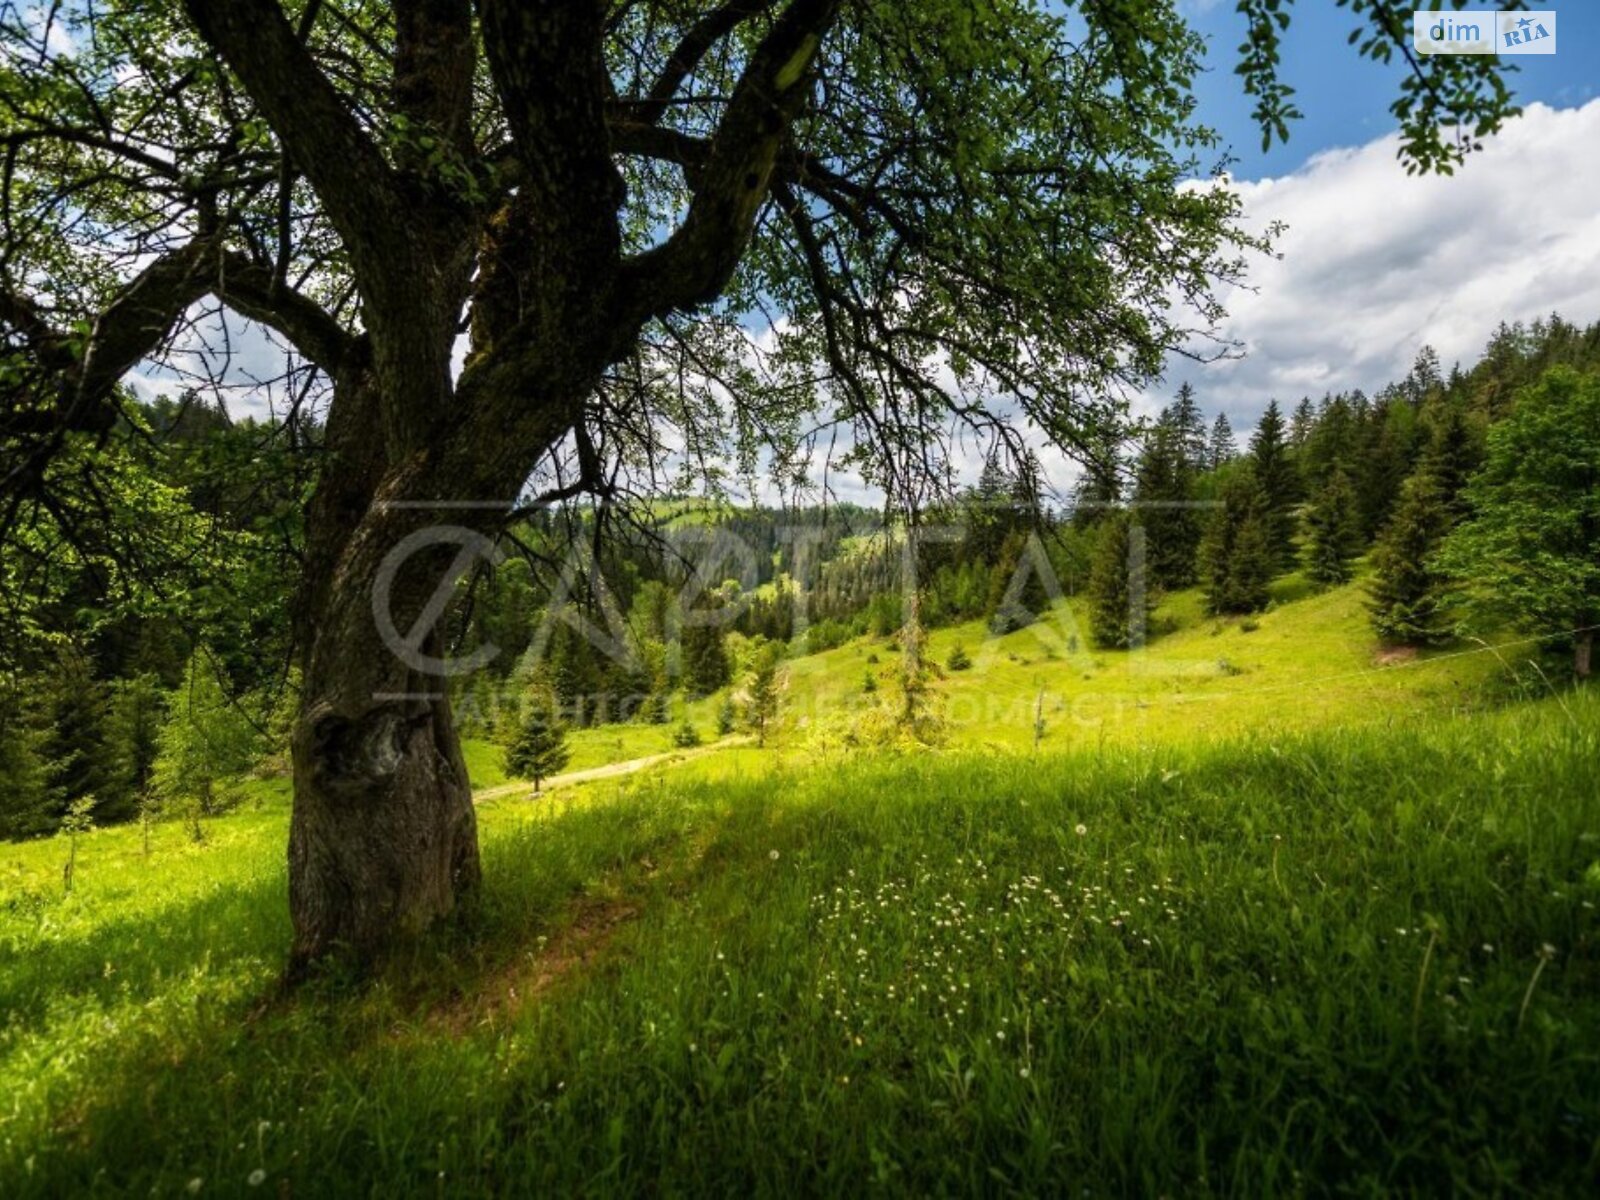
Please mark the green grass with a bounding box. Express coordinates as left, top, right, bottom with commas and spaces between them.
464, 575, 1516, 785
784, 572, 1507, 754
4, 693, 1599, 1194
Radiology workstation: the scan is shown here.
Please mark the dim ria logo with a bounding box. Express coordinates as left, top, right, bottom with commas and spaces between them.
1413, 10, 1556, 56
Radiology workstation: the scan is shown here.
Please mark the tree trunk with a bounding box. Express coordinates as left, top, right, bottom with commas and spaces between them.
288, 679, 478, 977
286, 477, 486, 976
1577, 629, 1594, 680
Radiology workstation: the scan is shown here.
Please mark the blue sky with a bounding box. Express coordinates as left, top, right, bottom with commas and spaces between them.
1052, 0, 1600, 473
1181, 1, 1596, 178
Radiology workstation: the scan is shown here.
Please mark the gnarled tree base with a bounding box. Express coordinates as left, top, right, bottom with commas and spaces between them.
286, 693, 480, 979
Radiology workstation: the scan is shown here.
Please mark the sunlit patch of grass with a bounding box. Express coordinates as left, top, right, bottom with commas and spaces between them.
3, 691, 1598, 1194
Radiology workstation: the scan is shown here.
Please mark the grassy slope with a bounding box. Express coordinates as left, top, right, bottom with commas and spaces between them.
469, 572, 1511, 782
784, 570, 1503, 753
3, 693, 1599, 1194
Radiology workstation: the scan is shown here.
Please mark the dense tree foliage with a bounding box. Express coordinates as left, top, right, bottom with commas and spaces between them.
1087, 513, 1151, 650
1199, 472, 1274, 616
1435, 368, 1600, 678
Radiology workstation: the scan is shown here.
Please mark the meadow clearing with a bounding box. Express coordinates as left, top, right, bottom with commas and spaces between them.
3, 577, 1597, 1195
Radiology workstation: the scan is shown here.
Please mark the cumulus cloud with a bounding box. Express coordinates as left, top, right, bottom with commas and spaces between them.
1174, 99, 1600, 429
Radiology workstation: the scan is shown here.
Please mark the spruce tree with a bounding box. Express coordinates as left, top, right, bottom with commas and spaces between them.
1134, 416, 1202, 590
152, 650, 262, 834
986, 530, 1053, 633
1199, 474, 1274, 614
1303, 467, 1362, 586
744, 651, 781, 748
1434, 366, 1600, 678
1087, 513, 1153, 649
1207, 413, 1237, 470
1420, 402, 1480, 520
1367, 472, 1454, 645
1169, 381, 1209, 471
1289, 397, 1316, 450
1071, 427, 1124, 528
1248, 400, 1299, 569
0, 685, 53, 839
1303, 394, 1358, 496
504, 701, 571, 793
102, 674, 166, 824
36, 653, 114, 825
681, 617, 731, 697
1355, 393, 1419, 540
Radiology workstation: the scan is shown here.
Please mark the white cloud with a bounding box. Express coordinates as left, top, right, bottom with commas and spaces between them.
1173, 99, 1600, 431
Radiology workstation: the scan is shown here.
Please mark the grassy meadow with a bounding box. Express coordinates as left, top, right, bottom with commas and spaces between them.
4, 671, 1600, 1192
506, 570, 1513, 790
4, 577, 1598, 1194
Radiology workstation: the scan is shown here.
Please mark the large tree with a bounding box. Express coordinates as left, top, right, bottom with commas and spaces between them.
1435, 367, 1600, 679
0, 0, 1522, 972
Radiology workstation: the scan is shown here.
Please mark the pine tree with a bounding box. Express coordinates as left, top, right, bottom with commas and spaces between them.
1367, 472, 1454, 645
1087, 512, 1153, 649
744, 651, 781, 747
1303, 467, 1362, 586
1199, 473, 1274, 614
1248, 400, 1299, 569
505, 701, 570, 793
1133, 416, 1201, 590
1434, 366, 1600, 677
1169, 381, 1209, 471
152, 650, 262, 836
0, 684, 53, 839
715, 695, 737, 736
1207, 413, 1237, 470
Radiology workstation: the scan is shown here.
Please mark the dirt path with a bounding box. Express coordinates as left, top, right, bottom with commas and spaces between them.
472, 736, 750, 803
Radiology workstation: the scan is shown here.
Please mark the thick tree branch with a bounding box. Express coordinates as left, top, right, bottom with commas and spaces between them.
620, 0, 840, 321
393, 0, 476, 154
638, 0, 780, 124
181, 0, 416, 291
4, 242, 354, 444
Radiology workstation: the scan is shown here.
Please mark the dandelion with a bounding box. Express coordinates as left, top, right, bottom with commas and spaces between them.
247, 1169, 266, 1188
1074, 824, 1087, 837
769, 849, 780, 861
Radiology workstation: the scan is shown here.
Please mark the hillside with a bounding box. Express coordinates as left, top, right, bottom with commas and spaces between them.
4, 688, 1597, 1194
538, 570, 1508, 783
